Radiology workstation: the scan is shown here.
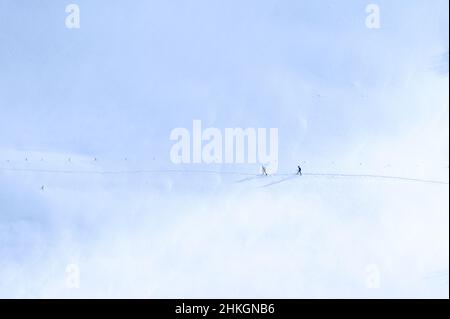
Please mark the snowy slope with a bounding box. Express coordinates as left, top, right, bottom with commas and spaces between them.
0, 0, 449, 298
0, 148, 448, 298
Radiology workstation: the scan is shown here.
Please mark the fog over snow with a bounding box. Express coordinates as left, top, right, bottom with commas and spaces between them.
0, 0, 448, 298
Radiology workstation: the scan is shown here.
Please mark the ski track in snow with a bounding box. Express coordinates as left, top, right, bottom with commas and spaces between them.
0, 166, 448, 186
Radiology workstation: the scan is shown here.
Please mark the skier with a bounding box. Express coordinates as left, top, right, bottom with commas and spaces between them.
261, 165, 268, 176
297, 165, 302, 176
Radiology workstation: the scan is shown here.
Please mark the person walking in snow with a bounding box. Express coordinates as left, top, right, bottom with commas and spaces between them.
297, 165, 302, 176
261, 165, 268, 176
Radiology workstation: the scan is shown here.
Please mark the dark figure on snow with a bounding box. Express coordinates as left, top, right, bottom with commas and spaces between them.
297, 165, 302, 176
261, 166, 268, 176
